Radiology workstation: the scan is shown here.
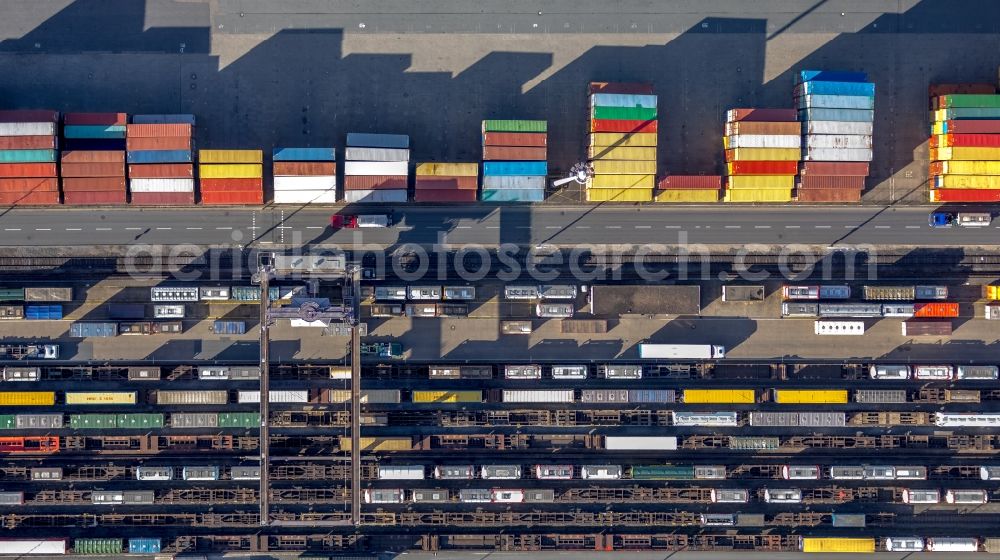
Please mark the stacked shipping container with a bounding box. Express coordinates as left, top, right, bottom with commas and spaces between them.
586, 83, 656, 202
723, 109, 799, 202
929, 86, 1000, 202
198, 150, 264, 205
796, 71, 874, 203
61, 113, 128, 205
126, 115, 195, 205
0, 110, 59, 205
414, 163, 478, 202
656, 175, 722, 203
272, 148, 337, 204
343, 133, 409, 203
481, 120, 547, 202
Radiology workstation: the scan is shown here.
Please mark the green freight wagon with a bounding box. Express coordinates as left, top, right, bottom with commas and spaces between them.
592, 106, 657, 121
482, 119, 547, 133
630, 464, 696, 480
70, 414, 117, 429
117, 413, 165, 429
218, 412, 260, 428
75, 538, 123, 555
0, 415, 14, 430
0, 288, 24, 301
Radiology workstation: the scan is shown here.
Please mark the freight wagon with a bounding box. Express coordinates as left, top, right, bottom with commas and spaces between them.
127, 367, 160, 381
781, 302, 818, 317
135, 466, 173, 481
817, 303, 882, 317
482, 465, 521, 479
434, 465, 474, 479
535, 465, 574, 479
914, 365, 954, 380
599, 364, 642, 379
682, 389, 755, 404
551, 365, 588, 379
782, 465, 820, 480
155, 390, 229, 405
230, 466, 261, 480
0, 343, 58, 360
671, 411, 738, 427
604, 436, 677, 451
411, 489, 450, 503
150, 286, 199, 302
885, 538, 925, 552
771, 389, 848, 404
31, 467, 63, 481
581, 465, 622, 479
428, 365, 493, 379
65, 391, 137, 405
502, 389, 574, 404
870, 364, 910, 379
370, 303, 403, 317
927, 539, 979, 553
711, 489, 749, 503
182, 466, 220, 481
854, 389, 907, 404
749, 412, 846, 427
237, 390, 309, 403
630, 465, 726, 480
934, 413, 1000, 427
23, 287, 72, 301
378, 465, 425, 480
412, 390, 482, 404
946, 489, 988, 504
801, 538, 875, 553
957, 365, 999, 379
504, 364, 541, 379
1, 366, 39, 382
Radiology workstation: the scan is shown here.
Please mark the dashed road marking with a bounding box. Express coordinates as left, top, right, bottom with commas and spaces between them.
875, 225, 891, 229
725, 225, 742, 229
815, 225, 831, 229
664, 225, 680, 229
156, 227, 172, 230
3, 228, 20, 231
635, 225, 651, 229
545, 226, 560, 229
35, 228, 51, 231
186, 227, 202, 230
575, 225, 590, 229
95, 227, 111, 231
216, 227, 233, 230
754, 225, 771, 229
65, 228, 81, 231
606, 225, 621, 229
905, 225, 921, 229
784, 225, 800, 229
486, 226, 500, 229
125, 227, 142, 231
305, 226, 323, 230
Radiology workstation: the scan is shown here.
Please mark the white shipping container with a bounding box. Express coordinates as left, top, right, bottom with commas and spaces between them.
273, 176, 336, 190
796, 94, 875, 110
803, 134, 873, 149
0, 122, 57, 136
604, 436, 677, 450
801, 147, 873, 161
0, 539, 67, 554
502, 389, 575, 403
378, 465, 425, 480
726, 134, 801, 148
272, 191, 339, 204
343, 161, 408, 176
342, 189, 408, 203
345, 147, 410, 162
237, 390, 309, 403
128, 178, 195, 193
801, 120, 873, 135
483, 175, 546, 190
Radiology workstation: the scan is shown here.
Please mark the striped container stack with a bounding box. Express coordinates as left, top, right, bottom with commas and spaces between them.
0, 110, 59, 205
481, 120, 547, 202
929, 84, 1000, 203
587, 82, 657, 202
61, 113, 128, 205
126, 115, 195, 205
272, 148, 337, 204
655, 175, 722, 203
343, 133, 409, 203
413, 163, 478, 202
796, 71, 875, 203
198, 150, 264, 205
723, 109, 799, 202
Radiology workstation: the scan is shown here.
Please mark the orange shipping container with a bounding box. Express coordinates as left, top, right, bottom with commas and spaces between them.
273, 162, 337, 176
125, 123, 192, 138
61, 150, 126, 163
0, 191, 60, 205
0, 136, 57, 150
200, 190, 264, 205
483, 132, 548, 147
61, 177, 127, 192
913, 302, 959, 318
414, 176, 479, 190
127, 164, 193, 178
0, 163, 58, 178
199, 178, 263, 192
60, 162, 126, 177
723, 121, 801, 135
482, 146, 547, 160
126, 136, 192, 151
0, 178, 58, 193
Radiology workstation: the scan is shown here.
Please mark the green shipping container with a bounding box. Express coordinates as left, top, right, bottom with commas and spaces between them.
0, 288, 25, 301
0, 415, 15, 430
0, 149, 57, 163
630, 465, 695, 480
218, 412, 261, 428
482, 119, 547, 133
592, 106, 657, 121
935, 107, 1000, 119
70, 414, 117, 429
938, 94, 1000, 108
75, 538, 124, 555
117, 413, 165, 429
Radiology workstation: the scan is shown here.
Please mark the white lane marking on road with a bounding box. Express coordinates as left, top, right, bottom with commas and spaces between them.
754, 225, 771, 229
905, 225, 920, 229
65, 228, 81, 231
395, 226, 413, 231
635, 225, 651, 229
277, 226, 292, 229
306, 226, 323, 230
725, 225, 742, 229
486, 226, 500, 229
606, 225, 621, 229
186, 227, 202, 230
156, 227, 171, 230
216, 227, 233, 230
456, 225, 471, 229
875, 225, 891, 229
3, 228, 20, 231
125, 227, 142, 231
784, 225, 799, 229
575, 225, 590, 229
665, 225, 680, 229
95, 227, 111, 231
844, 225, 854, 229
545, 226, 561, 229
815, 225, 831, 229
35, 228, 51, 231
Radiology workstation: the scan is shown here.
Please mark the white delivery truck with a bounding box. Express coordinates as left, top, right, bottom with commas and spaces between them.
639, 344, 725, 360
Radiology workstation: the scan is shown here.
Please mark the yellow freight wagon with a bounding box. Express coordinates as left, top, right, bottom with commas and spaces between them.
589, 132, 657, 147
198, 164, 263, 179
933, 175, 1000, 189
724, 188, 793, 203
802, 538, 875, 553
340, 437, 412, 452
415, 162, 478, 176
589, 174, 655, 189
930, 147, 1000, 161
655, 189, 720, 203
591, 160, 656, 175
682, 389, 756, 404
934, 160, 1000, 175
772, 389, 848, 404
64, 392, 138, 405
585, 188, 654, 203
0, 391, 56, 406
198, 149, 263, 164
726, 175, 795, 190
587, 146, 657, 161
412, 390, 483, 404
725, 148, 800, 161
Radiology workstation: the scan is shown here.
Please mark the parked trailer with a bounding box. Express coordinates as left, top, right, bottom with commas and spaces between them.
150, 286, 199, 302
946, 489, 988, 504
722, 285, 764, 302
374, 286, 407, 300
0, 305, 23, 320
903, 319, 953, 336
814, 320, 864, 335
0, 540, 67, 554
639, 344, 725, 359
378, 466, 425, 480
502, 390, 574, 404
213, 320, 246, 335
934, 413, 1000, 427
927, 538, 979, 552
70, 322, 118, 337
957, 365, 999, 380
604, 436, 677, 451
781, 303, 819, 317
885, 538, 925, 552
152, 304, 184, 318
869, 364, 910, 380
23, 287, 72, 302
855, 389, 907, 404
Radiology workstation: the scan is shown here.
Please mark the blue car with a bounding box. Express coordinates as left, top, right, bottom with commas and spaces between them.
929, 212, 956, 228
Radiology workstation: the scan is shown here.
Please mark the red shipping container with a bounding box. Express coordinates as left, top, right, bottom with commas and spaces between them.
799, 161, 869, 176
414, 176, 479, 190
0, 191, 60, 205
931, 188, 1000, 202
929, 84, 995, 98
797, 176, 866, 190
930, 133, 1000, 148
913, 302, 959, 318
63, 112, 127, 126
727, 108, 798, 122
724, 121, 800, 135
590, 119, 657, 133
130, 192, 196, 206
200, 190, 264, 205
0, 178, 58, 193
343, 175, 408, 190
125, 136, 192, 151
935, 120, 1000, 134
60, 162, 126, 177
589, 82, 653, 95
199, 178, 263, 192
902, 319, 953, 336
127, 164, 194, 178
0, 163, 57, 178
62, 190, 127, 205
0, 110, 59, 123
795, 188, 862, 203
62, 177, 127, 192
482, 146, 547, 160
412, 188, 479, 202
125, 123, 192, 138
0, 136, 56, 150
658, 175, 722, 189
727, 161, 798, 175
272, 162, 336, 176
61, 150, 126, 163
483, 132, 548, 147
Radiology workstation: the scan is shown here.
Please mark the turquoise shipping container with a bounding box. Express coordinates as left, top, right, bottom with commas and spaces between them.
0, 149, 57, 163
590, 93, 658, 108
798, 108, 874, 122
481, 188, 545, 202
482, 161, 547, 176
63, 125, 127, 139
796, 94, 874, 110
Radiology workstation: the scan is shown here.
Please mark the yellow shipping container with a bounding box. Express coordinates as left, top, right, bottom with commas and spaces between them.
589, 132, 657, 147
985, 285, 999, 300
198, 164, 263, 179
589, 174, 655, 189
726, 148, 800, 161
591, 160, 656, 175
65, 392, 137, 405
723, 188, 793, 203
934, 160, 1000, 175
802, 538, 875, 553
934, 175, 1000, 189
415, 162, 478, 176
682, 389, 756, 404
930, 147, 1000, 161
340, 436, 412, 452
654, 189, 720, 203
0, 391, 56, 406
198, 149, 263, 164
726, 175, 795, 190
412, 390, 483, 403
587, 146, 657, 161
773, 389, 848, 404
585, 188, 654, 202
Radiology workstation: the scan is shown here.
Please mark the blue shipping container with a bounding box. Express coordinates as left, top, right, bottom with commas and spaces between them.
25, 305, 63, 320
796, 81, 875, 97
131, 114, 196, 125
796, 94, 874, 110
798, 70, 868, 84
346, 133, 409, 149
0, 149, 57, 163
63, 125, 127, 139
214, 320, 246, 335
590, 93, 658, 109
126, 150, 192, 164
628, 389, 676, 404
799, 108, 874, 122
273, 147, 336, 161
480, 188, 545, 202
129, 538, 162, 554
70, 322, 118, 338
482, 161, 548, 177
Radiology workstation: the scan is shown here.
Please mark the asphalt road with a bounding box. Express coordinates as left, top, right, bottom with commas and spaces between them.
1, 205, 998, 248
